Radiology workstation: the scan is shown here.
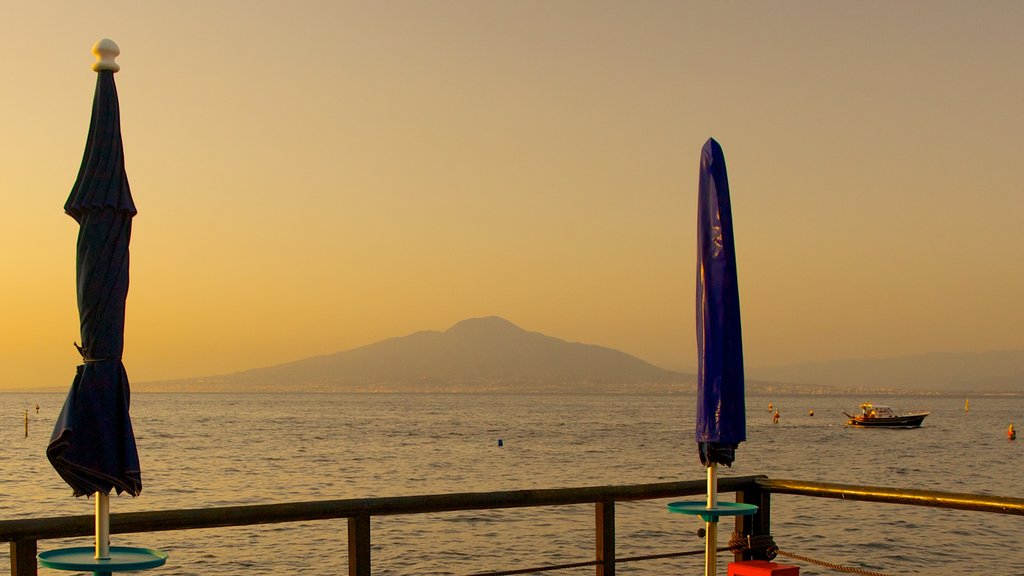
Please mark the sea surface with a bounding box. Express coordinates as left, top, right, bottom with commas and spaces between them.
3, 392, 1023, 575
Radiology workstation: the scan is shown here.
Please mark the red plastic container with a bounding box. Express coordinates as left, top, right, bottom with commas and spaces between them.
727, 560, 800, 576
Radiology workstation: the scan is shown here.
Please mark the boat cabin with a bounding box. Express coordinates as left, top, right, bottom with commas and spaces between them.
859, 403, 896, 418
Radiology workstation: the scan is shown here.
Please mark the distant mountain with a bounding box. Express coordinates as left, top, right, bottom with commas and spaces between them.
748, 350, 1024, 394
136, 318, 1022, 395
141, 317, 696, 393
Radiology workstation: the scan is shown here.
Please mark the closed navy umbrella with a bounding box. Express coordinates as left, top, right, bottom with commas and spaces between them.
44, 40, 145, 569
38, 39, 166, 576
48, 38, 141, 500
696, 137, 745, 466
695, 137, 745, 576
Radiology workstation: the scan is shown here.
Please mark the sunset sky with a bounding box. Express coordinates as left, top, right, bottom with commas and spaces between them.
3, 1, 1023, 390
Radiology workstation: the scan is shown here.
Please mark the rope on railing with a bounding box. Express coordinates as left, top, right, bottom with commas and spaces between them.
725, 532, 896, 576
616, 547, 711, 563
471, 535, 840, 576
775, 549, 896, 576
467, 559, 598, 575
467, 545, 727, 576
727, 532, 778, 559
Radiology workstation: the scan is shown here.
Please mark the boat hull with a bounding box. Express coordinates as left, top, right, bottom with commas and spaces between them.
846, 413, 928, 428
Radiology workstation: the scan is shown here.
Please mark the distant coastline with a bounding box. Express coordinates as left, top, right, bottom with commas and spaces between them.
6, 381, 1015, 393
6, 318, 1021, 395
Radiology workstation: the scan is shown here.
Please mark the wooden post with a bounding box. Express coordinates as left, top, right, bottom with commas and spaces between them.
348, 515, 370, 576
10, 539, 38, 576
734, 479, 771, 562
595, 500, 615, 576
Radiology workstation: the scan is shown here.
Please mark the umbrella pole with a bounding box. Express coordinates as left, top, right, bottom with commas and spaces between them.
95, 491, 110, 560
705, 462, 717, 576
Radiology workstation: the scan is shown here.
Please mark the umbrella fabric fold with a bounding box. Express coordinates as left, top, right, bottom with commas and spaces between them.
695, 137, 745, 467
47, 67, 141, 497
64, 71, 137, 216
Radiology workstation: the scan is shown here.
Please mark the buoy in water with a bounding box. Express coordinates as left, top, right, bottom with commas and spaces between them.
497, 439, 504, 447
772, 410, 780, 424
808, 409, 814, 417
1009, 425, 1016, 441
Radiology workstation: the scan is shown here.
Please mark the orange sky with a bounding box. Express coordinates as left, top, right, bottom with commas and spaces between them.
3, 1, 1023, 389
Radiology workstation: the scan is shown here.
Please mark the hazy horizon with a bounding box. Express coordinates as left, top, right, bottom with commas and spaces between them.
4, 2, 1024, 390
3, 315, 1022, 394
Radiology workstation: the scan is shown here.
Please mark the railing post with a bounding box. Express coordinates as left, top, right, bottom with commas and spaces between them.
348, 515, 370, 576
734, 479, 771, 562
595, 500, 614, 576
10, 539, 38, 576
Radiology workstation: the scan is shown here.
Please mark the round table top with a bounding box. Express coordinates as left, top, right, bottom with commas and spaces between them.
38, 546, 167, 572
667, 500, 759, 522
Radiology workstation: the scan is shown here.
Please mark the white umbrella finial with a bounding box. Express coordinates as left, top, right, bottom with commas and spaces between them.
92, 38, 120, 72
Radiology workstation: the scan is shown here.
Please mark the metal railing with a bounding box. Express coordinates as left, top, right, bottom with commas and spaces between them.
4, 475, 1023, 575
761, 478, 1024, 515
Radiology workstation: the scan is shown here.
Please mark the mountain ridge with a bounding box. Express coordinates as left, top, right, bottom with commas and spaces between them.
136, 317, 1023, 394
140, 317, 697, 393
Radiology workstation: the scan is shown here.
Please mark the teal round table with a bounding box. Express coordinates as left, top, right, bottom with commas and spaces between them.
667, 501, 758, 522
38, 546, 166, 576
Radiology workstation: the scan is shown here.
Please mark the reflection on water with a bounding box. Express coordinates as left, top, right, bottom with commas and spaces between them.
2, 392, 1022, 575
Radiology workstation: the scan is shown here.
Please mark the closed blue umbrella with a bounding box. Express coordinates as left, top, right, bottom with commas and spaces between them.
696, 137, 745, 465
45, 39, 143, 566
695, 137, 745, 576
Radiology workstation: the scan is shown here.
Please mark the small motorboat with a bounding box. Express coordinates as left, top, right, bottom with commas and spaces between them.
843, 402, 928, 428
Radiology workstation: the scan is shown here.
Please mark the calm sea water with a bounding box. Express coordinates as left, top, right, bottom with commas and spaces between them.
3, 392, 1023, 575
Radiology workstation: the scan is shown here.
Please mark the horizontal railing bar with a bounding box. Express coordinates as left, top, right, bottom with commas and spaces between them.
0, 476, 763, 542
761, 478, 1024, 516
